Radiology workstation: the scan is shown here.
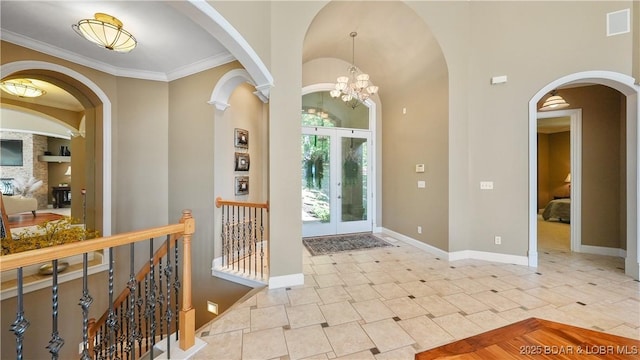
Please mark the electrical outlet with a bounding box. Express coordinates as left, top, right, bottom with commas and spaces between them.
494, 236, 502, 245
417, 226, 422, 234
480, 181, 494, 190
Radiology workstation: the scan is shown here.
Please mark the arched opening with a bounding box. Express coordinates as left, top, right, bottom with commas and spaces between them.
2, 60, 113, 236
300, 84, 378, 237
529, 71, 639, 280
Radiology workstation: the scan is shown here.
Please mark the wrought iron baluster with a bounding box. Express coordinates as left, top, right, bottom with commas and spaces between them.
174, 238, 180, 342
242, 206, 246, 273
233, 205, 237, 270
253, 207, 258, 277
136, 279, 143, 358
47, 260, 65, 359
125, 243, 137, 358
106, 247, 118, 359
222, 205, 228, 267
248, 206, 253, 276
144, 272, 149, 353
164, 235, 173, 357
147, 238, 156, 359
11, 267, 30, 360
158, 256, 164, 340
260, 209, 265, 278
79, 251, 93, 360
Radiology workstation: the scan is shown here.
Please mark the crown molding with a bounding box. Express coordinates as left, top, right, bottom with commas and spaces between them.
2, 30, 235, 82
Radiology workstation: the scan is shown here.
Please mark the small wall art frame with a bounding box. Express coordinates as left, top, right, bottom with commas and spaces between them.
234, 128, 249, 149
235, 152, 250, 171
235, 176, 249, 195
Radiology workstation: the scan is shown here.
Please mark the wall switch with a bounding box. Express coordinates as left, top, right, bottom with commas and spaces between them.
494, 236, 502, 245
417, 180, 426, 188
480, 181, 494, 190
418, 226, 422, 234
416, 164, 425, 173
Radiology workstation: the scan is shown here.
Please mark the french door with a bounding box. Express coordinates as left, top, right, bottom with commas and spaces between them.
302, 127, 372, 237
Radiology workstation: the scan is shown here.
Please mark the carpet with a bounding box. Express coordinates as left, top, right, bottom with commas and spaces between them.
302, 233, 393, 256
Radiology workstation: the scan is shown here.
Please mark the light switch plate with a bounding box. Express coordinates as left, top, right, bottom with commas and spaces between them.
418, 180, 426, 188
416, 164, 425, 173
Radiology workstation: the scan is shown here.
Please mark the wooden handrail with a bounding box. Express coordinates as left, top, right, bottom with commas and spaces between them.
0, 223, 186, 272
216, 196, 269, 211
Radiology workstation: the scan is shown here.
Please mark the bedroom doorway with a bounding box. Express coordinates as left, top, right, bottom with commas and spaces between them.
536, 109, 581, 253
529, 71, 639, 282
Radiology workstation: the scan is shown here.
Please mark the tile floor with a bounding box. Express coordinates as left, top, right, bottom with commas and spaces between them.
194, 235, 640, 360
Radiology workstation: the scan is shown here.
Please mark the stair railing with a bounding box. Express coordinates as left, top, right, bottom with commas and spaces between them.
0, 209, 196, 360
215, 197, 268, 280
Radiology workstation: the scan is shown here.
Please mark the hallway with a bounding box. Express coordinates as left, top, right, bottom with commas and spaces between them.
194, 235, 639, 359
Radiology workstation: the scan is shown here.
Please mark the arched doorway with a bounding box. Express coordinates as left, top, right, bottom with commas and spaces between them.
528, 71, 639, 280
2, 61, 113, 236
301, 84, 378, 237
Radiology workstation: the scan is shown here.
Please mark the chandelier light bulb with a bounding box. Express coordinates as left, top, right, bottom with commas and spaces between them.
331, 32, 379, 109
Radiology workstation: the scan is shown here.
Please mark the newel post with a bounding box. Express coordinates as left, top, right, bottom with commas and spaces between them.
179, 210, 196, 350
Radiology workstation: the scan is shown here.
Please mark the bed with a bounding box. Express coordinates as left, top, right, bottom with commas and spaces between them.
542, 198, 570, 223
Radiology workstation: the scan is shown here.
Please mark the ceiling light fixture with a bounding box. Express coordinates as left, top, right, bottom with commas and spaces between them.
539, 90, 570, 111
330, 32, 379, 109
72, 13, 137, 53
0, 79, 46, 98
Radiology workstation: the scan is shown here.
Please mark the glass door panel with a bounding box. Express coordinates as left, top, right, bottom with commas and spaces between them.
337, 131, 370, 234
301, 130, 334, 237
302, 128, 372, 237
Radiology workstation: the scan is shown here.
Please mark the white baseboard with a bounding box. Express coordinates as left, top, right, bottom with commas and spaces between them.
449, 250, 529, 266
268, 273, 304, 289
579, 245, 627, 258
380, 228, 449, 259
154, 333, 207, 359
381, 227, 528, 266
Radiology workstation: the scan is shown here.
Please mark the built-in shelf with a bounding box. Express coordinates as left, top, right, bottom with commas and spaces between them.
38, 155, 71, 163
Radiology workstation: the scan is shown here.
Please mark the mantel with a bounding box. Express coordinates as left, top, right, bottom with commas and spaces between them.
38, 155, 70, 163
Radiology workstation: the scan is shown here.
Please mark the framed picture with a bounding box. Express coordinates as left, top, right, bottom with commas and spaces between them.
235, 176, 249, 195
235, 152, 250, 171
234, 128, 249, 149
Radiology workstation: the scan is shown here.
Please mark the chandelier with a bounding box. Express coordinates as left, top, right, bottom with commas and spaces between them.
539, 90, 569, 111
72, 13, 137, 53
330, 32, 378, 109
0, 79, 46, 98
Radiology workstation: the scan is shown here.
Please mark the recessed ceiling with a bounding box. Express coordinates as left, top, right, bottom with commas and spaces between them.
0, 1, 234, 82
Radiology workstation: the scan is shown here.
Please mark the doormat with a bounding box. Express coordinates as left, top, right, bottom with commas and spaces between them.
303, 233, 393, 256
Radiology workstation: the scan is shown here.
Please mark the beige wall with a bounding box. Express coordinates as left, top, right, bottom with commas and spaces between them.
558, 85, 626, 249
537, 132, 571, 210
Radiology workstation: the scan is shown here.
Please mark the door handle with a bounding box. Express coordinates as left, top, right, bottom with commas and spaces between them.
337, 196, 342, 199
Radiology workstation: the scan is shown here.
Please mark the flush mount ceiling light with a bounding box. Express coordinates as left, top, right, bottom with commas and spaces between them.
539, 90, 570, 111
330, 32, 379, 109
72, 13, 137, 53
0, 79, 46, 98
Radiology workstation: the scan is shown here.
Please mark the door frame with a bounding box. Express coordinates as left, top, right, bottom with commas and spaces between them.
302, 127, 372, 236
302, 83, 378, 236
536, 109, 582, 252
